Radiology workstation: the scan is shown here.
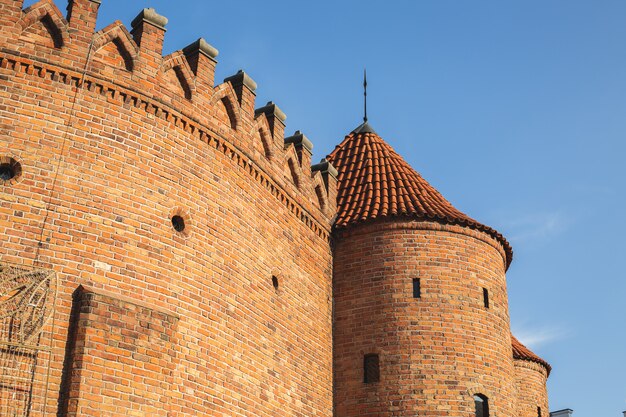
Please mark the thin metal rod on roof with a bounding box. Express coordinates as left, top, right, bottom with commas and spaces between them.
363, 68, 368, 123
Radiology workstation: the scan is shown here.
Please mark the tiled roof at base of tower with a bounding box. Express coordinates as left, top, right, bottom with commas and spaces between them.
328, 122, 513, 268
511, 334, 552, 375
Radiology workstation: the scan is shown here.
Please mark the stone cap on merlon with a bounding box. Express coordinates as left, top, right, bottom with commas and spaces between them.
225, 70, 258, 92
284, 130, 313, 153
183, 38, 219, 61
312, 158, 338, 180
131, 8, 169, 31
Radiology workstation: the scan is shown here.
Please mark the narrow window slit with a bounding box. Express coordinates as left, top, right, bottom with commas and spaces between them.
412, 278, 421, 299
363, 354, 379, 383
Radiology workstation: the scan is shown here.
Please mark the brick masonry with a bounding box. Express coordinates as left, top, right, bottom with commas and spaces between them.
0, 0, 550, 416
0, 1, 335, 415
60, 286, 180, 417
333, 220, 517, 416
514, 360, 550, 417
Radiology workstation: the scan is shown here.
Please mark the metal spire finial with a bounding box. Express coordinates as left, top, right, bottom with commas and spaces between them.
363, 68, 368, 123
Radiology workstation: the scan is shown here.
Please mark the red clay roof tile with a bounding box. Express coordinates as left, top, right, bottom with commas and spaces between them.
328, 124, 513, 268
511, 334, 552, 375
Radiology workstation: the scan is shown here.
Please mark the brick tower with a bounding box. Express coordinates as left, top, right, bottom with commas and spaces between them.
513, 336, 552, 417
330, 121, 527, 416
0, 0, 554, 415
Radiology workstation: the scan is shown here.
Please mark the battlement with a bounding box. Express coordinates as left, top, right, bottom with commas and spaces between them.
0, 0, 337, 233
0, 3, 555, 416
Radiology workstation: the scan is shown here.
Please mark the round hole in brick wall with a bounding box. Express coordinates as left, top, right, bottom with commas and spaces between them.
0, 158, 21, 182
171, 215, 186, 232
272, 275, 279, 290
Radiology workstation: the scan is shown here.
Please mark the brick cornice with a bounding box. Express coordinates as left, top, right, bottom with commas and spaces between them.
514, 357, 550, 378
333, 217, 508, 270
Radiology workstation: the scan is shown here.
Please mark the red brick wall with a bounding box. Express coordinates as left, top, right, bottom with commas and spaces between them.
0, 1, 335, 415
61, 286, 180, 417
514, 360, 550, 417
333, 220, 516, 417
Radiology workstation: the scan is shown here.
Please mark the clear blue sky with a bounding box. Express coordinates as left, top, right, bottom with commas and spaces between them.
26, 0, 626, 415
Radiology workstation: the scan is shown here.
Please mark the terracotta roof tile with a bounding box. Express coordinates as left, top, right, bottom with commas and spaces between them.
328, 124, 513, 267
511, 334, 552, 375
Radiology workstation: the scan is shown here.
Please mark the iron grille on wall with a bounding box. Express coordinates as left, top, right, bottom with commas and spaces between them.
0, 264, 57, 417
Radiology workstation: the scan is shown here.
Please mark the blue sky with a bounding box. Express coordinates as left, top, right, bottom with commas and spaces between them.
25, 0, 626, 415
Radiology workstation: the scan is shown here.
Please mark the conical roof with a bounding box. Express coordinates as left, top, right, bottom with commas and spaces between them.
511, 334, 552, 375
328, 122, 513, 268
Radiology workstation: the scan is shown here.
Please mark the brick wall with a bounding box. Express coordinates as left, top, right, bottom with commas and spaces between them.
0, 1, 335, 415
60, 286, 179, 416
333, 220, 516, 417
514, 360, 550, 417
0, 1, 553, 416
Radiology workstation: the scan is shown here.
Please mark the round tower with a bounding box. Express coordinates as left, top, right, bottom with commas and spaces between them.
512, 335, 551, 417
330, 122, 517, 416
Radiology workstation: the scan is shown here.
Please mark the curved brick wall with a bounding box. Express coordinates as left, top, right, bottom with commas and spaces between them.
515, 360, 550, 417
333, 220, 516, 416
0, 1, 335, 416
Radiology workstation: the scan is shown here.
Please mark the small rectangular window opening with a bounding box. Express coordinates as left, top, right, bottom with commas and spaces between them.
412, 278, 421, 298
538, 406, 542, 417
483, 287, 489, 308
363, 354, 380, 383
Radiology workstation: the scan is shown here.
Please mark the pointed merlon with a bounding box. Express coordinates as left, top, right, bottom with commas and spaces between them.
183, 38, 219, 86
312, 158, 338, 179
284, 130, 312, 152
312, 158, 339, 195
131, 8, 168, 31
255, 101, 286, 123
224, 70, 257, 93
285, 130, 313, 167
255, 101, 286, 141
184, 38, 218, 61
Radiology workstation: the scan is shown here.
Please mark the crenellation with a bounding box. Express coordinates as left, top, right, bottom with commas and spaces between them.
252, 112, 276, 159
311, 170, 334, 215
0, 48, 336, 237
255, 100, 286, 145
312, 158, 338, 192
160, 50, 195, 100
90, 21, 138, 72
284, 130, 313, 175
210, 81, 242, 131
18, 0, 69, 49
311, 158, 338, 216
183, 38, 218, 88
224, 69, 258, 118
284, 146, 303, 190
0, 2, 551, 416
66, 0, 100, 44
130, 8, 167, 60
